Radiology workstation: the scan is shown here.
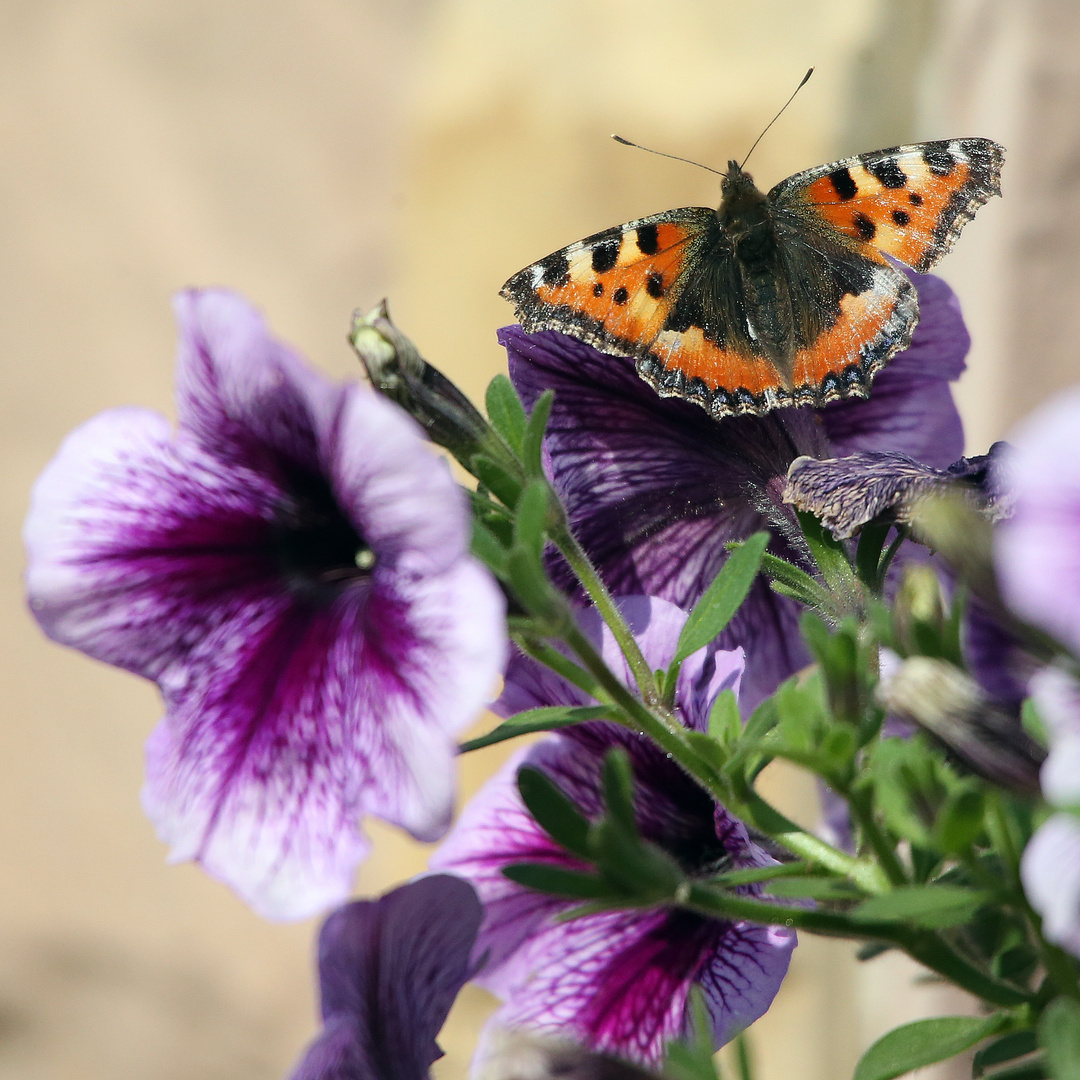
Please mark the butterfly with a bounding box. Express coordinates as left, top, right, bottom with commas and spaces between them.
501, 138, 1004, 418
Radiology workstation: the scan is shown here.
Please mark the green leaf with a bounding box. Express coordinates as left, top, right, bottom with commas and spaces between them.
1022, 696, 1048, 745
674, 532, 770, 663
1039, 997, 1080, 1080
797, 508, 856, 595
517, 766, 590, 858
472, 453, 523, 509
513, 480, 550, 562
708, 688, 742, 746
502, 862, 612, 900
459, 705, 609, 752
853, 1015, 1005, 1080
973, 1031, 1038, 1077
935, 788, 986, 855
766, 877, 862, 901
470, 517, 509, 576
852, 885, 988, 929
522, 389, 555, 477
485, 374, 528, 453
505, 547, 560, 620
760, 551, 832, 610
600, 748, 637, 838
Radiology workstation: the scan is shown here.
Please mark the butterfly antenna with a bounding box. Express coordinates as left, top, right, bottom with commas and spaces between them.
740, 67, 815, 170
610, 134, 726, 177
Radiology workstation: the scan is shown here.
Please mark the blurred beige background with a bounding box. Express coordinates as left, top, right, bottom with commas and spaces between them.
2, 2, 1075, 1078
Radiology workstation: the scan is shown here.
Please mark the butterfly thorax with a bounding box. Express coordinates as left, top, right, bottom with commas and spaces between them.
714, 161, 798, 383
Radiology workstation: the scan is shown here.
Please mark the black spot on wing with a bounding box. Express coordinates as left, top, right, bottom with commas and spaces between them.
828, 167, 858, 200
922, 144, 956, 176
892, 209, 911, 226
862, 155, 908, 189
909, 192, 924, 206
591, 239, 620, 274
592, 282, 604, 297
854, 213, 877, 240
636, 224, 660, 255
646, 271, 665, 298
540, 252, 570, 288
612, 286, 629, 305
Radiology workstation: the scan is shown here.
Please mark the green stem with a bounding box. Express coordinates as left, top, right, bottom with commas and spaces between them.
683, 883, 1033, 1007
843, 786, 909, 886
551, 518, 660, 706
513, 635, 603, 699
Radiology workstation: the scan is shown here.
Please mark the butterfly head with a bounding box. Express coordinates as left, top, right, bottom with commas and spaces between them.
719, 160, 766, 218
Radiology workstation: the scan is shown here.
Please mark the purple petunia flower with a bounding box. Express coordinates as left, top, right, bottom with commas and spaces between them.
24, 290, 506, 919
502, 271, 969, 708
287, 874, 483, 1080
431, 596, 795, 1068
995, 387, 1080, 656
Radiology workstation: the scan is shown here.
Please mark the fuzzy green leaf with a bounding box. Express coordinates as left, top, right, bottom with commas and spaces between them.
854, 1015, 1005, 1080
674, 532, 770, 662
460, 705, 609, 752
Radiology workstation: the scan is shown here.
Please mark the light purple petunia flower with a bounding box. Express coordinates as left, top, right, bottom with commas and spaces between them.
287, 874, 483, 1080
502, 271, 969, 708
24, 290, 506, 919
431, 597, 795, 1069
995, 387, 1080, 656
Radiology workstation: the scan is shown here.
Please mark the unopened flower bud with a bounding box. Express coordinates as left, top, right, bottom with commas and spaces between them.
350, 302, 509, 472
876, 656, 1045, 795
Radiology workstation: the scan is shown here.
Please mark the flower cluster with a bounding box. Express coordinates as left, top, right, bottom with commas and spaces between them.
24, 271, 1080, 1080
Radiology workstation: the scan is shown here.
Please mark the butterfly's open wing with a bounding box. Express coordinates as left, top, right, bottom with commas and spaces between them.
500, 208, 713, 356
501, 209, 823, 417
771, 138, 1004, 272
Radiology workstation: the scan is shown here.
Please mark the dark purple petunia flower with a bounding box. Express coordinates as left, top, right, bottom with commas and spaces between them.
431, 597, 795, 1069
288, 874, 483, 1080
502, 271, 969, 708
24, 290, 506, 919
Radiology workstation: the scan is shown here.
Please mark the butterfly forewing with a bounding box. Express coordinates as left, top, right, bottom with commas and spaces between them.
771, 137, 1004, 272
500, 208, 714, 357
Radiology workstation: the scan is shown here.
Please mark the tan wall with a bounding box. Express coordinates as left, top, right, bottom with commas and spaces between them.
2, 2, 1072, 1079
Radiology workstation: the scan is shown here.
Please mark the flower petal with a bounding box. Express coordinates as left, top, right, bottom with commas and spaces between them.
289, 875, 482, 1080
24, 407, 280, 681
174, 290, 340, 475
995, 388, 1080, 656
1021, 813, 1080, 959
142, 557, 504, 920
484, 904, 792, 1067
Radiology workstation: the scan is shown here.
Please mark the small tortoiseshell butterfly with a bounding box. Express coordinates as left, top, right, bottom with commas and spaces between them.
501, 138, 1004, 418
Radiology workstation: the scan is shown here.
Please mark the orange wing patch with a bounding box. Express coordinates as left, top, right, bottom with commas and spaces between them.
792, 139, 1003, 272
638, 262, 918, 418
500, 209, 714, 357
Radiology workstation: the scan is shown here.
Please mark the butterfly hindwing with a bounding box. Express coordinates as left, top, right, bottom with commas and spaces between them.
773, 137, 1004, 272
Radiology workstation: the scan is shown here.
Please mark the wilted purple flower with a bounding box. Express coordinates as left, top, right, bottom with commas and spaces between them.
995, 386, 1080, 656
24, 290, 505, 919
288, 874, 483, 1080
503, 271, 970, 708
431, 597, 795, 1068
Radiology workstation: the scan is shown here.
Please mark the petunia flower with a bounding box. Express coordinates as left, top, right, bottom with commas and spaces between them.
995, 386, 1080, 656
1018, 667, 1080, 957
431, 596, 795, 1068
287, 874, 483, 1080
24, 290, 506, 919
502, 271, 970, 708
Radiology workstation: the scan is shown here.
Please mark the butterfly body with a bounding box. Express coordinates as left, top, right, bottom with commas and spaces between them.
501, 138, 1004, 418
